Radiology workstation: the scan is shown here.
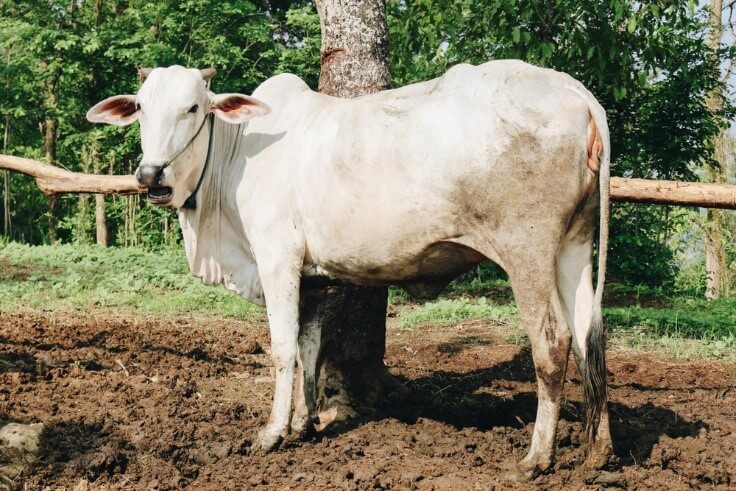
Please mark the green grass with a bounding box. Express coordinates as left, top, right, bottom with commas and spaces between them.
605, 301, 736, 340
0, 242, 262, 319
397, 297, 518, 329
605, 301, 736, 359
1, 242, 735, 360
393, 294, 736, 360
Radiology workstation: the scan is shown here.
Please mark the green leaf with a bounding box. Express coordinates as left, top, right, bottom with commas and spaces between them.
627, 16, 637, 34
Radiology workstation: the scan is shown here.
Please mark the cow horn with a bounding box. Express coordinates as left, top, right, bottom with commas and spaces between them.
200, 67, 216, 81
138, 67, 153, 80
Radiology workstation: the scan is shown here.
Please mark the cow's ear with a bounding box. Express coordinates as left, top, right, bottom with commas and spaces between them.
210, 93, 271, 124
86, 95, 139, 126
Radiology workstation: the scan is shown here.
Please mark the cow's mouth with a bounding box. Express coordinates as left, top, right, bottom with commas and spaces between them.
147, 186, 173, 205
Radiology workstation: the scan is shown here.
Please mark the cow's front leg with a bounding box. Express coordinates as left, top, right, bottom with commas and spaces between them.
253, 261, 301, 453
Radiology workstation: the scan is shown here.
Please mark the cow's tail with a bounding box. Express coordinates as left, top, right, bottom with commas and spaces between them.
580, 90, 610, 444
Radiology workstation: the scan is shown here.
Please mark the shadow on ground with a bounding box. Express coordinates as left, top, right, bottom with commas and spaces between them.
35, 420, 131, 479
321, 347, 706, 469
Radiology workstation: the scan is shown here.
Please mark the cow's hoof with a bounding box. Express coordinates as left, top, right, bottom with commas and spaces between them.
251, 427, 285, 454
515, 453, 552, 480
288, 414, 316, 441
314, 404, 355, 432
584, 439, 615, 470
290, 412, 309, 436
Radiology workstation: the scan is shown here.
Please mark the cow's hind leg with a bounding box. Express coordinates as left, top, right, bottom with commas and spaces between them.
290, 293, 321, 438
500, 247, 572, 478
557, 236, 612, 467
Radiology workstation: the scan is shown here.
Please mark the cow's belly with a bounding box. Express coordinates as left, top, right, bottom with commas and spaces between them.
303, 240, 485, 288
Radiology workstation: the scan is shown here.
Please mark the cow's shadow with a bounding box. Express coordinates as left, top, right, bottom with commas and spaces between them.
0, 350, 43, 375
318, 347, 706, 468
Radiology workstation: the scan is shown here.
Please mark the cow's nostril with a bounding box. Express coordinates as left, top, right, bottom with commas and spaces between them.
135, 164, 164, 187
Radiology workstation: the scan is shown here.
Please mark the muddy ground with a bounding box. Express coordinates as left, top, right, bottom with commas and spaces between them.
0, 309, 734, 490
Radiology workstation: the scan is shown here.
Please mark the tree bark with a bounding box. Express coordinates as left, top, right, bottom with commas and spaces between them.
44, 114, 59, 244
705, 0, 728, 299
95, 193, 108, 246
311, 0, 399, 424
2, 118, 10, 238
315, 0, 391, 97
705, 135, 728, 298
43, 67, 61, 244
77, 193, 89, 243
2, 169, 8, 238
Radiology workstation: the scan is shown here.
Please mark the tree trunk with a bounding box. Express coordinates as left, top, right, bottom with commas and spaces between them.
43, 67, 61, 245
311, 0, 399, 424
95, 193, 108, 246
94, 0, 102, 27
2, 169, 8, 238
316, 0, 391, 97
705, 130, 728, 298
78, 193, 89, 243
45, 114, 59, 245
90, 141, 108, 247
43, 117, 59, 244
705, 0, 728, 299
2, 118, 10, 238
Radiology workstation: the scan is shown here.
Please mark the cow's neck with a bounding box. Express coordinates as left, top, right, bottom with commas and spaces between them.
177, 117, 264, 304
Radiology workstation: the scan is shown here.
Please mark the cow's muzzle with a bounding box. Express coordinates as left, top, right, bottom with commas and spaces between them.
135, 164, 172, 205
135, 164, 164, 187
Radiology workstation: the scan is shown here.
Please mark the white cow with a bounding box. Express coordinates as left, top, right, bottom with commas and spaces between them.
87, 61, 611, 477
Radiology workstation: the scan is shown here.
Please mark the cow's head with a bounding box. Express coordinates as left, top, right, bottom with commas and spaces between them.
86, 65, 270, 207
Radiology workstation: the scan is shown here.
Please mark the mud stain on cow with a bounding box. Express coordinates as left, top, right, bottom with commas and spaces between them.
448, 131, 545, 231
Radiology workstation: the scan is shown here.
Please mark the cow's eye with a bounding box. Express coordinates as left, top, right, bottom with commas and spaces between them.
188, 104, 198, 114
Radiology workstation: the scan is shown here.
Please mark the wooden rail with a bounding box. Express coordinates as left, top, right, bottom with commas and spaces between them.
610, 177, 736, 209
2, 154, 736, 209
0, 154, 139, 195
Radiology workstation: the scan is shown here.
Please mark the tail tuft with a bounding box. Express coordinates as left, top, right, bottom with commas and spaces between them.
582, 304, 607, 442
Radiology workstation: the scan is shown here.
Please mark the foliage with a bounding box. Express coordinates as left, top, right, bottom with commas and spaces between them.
1, 0, 734, 292
608, 203, 678, 288
274, 4, 321, 88
387, 0, 733, 287
0, 0, 314, 245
